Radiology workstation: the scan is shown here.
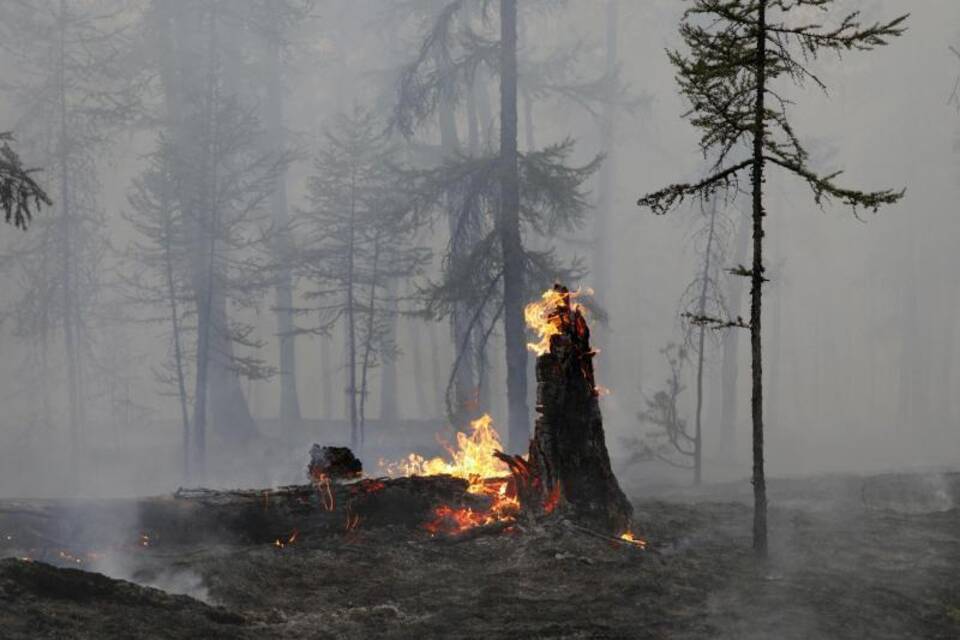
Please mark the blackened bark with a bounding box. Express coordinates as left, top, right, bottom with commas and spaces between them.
499, 0, 529, 453
503, 286, 632, 535
750, 0, 768, 556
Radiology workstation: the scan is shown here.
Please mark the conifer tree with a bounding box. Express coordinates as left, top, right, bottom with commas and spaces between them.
0, 133, 50, 229
638, 0, 907, 555
298, 109, 429, 450
393, 0, 600, 450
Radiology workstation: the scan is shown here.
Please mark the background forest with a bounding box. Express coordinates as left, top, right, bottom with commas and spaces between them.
0, 0, 955, 499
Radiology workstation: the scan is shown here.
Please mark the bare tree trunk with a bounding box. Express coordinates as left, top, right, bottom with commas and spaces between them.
720, 215, 750, 460
358, 233, 383, 450
379, 279, 399, 424
692, 199, 718, 486
162, 190, 190, 482
408, 318, 429, 418
263, 19, 301, 431
345, 175, 359, 450
592, 0, 618, 321
58, 0, 83, 482
499, 0, 529, 453
320, 335, 334, 420
208, 288, 259, 442
435, 47, 475, 426
750, 0, 768, 556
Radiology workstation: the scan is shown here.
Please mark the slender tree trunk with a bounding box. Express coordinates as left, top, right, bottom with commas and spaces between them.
346, 173, 359, 450
358, 233, 383, 450
435, 48, 475, 425
592, 0, 618, 315
499, 0, 529, 453
750, 0, 768, 556
57, 0, 82, 480
409, 318, 429, 418
263, 23, 301, 431
522, 89, 535, 152
720, 215, 750, 459
162, 191, 190, 482
191, 2, 221, 479
320, 335, 334, 419
379, 279, 399, 424
693, 198, 718, 486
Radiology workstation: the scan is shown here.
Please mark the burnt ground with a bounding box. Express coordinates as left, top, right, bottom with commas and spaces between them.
1, 473, 959, 640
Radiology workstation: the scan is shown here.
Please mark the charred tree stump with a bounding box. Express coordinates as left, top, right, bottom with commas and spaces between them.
503, 285, 632, 534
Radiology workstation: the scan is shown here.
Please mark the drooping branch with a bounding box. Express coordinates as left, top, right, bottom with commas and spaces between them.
637, 159, 752, 215
763, 154, 905, 216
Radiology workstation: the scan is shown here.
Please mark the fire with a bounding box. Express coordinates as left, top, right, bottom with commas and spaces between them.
524, 286, 591, 356
381, 414, 521, 535
619, 531, 647, 549
274, 528, 299, 549
381, 414, 509, 483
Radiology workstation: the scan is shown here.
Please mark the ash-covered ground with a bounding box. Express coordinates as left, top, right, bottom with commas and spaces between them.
2, 473, 959, 640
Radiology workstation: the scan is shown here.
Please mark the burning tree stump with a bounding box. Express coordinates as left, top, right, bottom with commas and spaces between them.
500, 284, 633, 535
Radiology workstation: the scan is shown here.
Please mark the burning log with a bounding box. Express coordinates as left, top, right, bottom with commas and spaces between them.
501, 284, 633, 535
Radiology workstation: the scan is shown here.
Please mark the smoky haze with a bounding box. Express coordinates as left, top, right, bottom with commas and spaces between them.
0, 0, 955, 500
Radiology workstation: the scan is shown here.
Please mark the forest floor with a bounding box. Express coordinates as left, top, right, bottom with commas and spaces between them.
1, 472, 959, 639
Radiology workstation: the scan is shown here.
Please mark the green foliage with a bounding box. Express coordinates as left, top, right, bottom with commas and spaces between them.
638, 0, 907, 217
409, 142, 598, 323
0, 133, 50, 230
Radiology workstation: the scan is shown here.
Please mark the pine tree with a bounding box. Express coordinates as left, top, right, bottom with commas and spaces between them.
146, 0, 284, 476
0, 133, 50, 229
637, 0, 907, 555
680, 197, 730, 485
393, 0, 600, 449
120, 141, 194, 480
298, 108, 429, 450
0, 0, 142, 474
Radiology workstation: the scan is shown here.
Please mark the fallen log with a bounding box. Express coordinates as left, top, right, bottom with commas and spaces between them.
0, 475, 487, 557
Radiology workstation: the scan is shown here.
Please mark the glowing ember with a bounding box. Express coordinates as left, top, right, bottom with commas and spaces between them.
274, 528, 299, 549
314, 474, 335, 511
524, 287, 591, 356
543, 485, 562, 514
619, 531, 647, 549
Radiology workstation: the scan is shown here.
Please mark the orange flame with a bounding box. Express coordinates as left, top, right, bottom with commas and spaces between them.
380, 414, 510, 487
524, 287, 591, 356
381, 414, 520, 535
619, 531, 647, 549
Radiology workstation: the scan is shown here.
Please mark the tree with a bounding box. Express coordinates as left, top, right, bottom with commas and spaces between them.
0, 133, 50, 229
680, 197, 730, 485
147, 0, 283, 476
394, 0, 600, 450
0, 0, 142, 471
120, 141, 194, 480
637, 0, 907, 555
627, 343, 698, 475
297, 108, 429, 450
245, 0, 316, 434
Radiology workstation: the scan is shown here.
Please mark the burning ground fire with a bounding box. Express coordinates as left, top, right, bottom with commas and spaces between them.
380, 414, 520, 536
375, 286, 643, 546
